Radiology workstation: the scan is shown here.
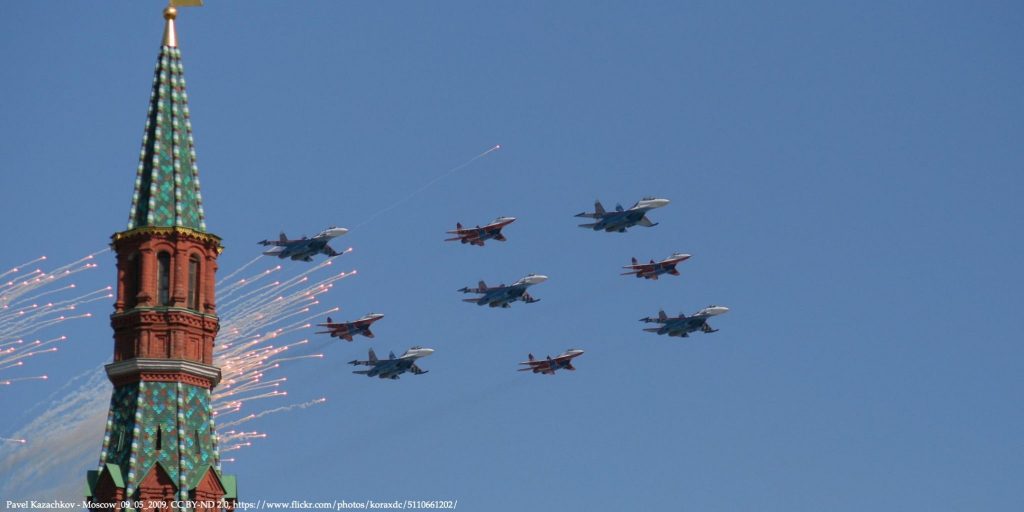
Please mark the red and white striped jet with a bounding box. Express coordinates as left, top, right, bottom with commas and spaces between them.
621, 253, 691, 280
445, 216, 516, 247
316, 313, 384, 342
518, 349, 584, 375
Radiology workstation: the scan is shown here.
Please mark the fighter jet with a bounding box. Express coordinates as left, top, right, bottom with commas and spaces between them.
458, 274, 548, 308
622, 253, 692, 280
348, 346, 433, 380
258, 226, 349, 262
315, 313, 384, 342
575, 197, 670, 232
518, 348, 584, 375
640, 305, 729, 337
445, 216, 516, 247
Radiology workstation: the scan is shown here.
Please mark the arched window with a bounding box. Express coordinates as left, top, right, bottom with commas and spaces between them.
188, 255, 201, 310
125, 252, 140, 308
157, 251, 172, 306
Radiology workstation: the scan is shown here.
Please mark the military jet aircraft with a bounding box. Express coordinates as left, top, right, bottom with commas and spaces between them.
348, 346, 433, 380
575, 197, 670, 232
315, 313, 384, 342
445, 216, 516, 247
459, 274, 548, 308
518, 348, 584, 375
640, 305, 729, 337
258, 226, 349, 262
622, 253, 692, 280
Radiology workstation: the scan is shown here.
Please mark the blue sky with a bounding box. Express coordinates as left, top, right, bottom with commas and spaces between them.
1, 1, 1022, 510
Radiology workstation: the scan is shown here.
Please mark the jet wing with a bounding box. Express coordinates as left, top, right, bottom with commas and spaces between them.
637, 216, 657, 227
622, 263, 655, 274
409, 363, 428, 375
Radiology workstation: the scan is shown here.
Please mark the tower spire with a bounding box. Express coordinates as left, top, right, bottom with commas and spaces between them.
127, 1, 207, 232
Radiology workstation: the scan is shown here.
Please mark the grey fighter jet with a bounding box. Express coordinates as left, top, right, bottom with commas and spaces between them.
348, 346, 434, 380
258, 226, 349, 262
640, 305, 729, 337
459, 274, 548, 308
575, 197, 670, 232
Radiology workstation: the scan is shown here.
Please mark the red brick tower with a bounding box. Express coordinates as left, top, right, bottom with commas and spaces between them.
86, 5, 237, 510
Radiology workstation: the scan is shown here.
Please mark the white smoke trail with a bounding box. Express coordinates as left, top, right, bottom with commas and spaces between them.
0, 257, 349, 499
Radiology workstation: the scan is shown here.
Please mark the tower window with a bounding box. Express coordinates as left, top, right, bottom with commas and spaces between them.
188, 255, 201, 310
156, 426, 162, 451
126, 252, 140, 309
157, 251, 171, 306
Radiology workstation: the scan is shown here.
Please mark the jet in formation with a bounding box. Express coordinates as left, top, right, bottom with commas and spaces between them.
459, 274, 548, 308
445, 216, 516, 247
640, 305, 729, 337
518, 348, 584, 375
622, 253, 691, 280
348, 346, 433, 379
258, 226, 349, 262
316, 313, 384, 342
575, 197, 670, 232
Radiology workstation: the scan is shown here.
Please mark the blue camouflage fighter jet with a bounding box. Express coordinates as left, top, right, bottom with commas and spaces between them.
348, 346, 434, 380
575, 197, 670, 232
640, 305, 730, 337
458, 274, 548, 308
258, 226, 349, 262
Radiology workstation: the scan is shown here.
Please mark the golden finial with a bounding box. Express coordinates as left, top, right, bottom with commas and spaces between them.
162, 0, 203, 48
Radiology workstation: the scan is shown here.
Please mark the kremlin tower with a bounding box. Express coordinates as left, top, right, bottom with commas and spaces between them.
86, 5, 237, 510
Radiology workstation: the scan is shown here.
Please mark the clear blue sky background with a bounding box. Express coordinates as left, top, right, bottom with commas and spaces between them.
1, 1, 1022, 510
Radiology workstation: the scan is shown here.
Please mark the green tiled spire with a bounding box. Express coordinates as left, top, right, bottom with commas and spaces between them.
127, 14, 207, 232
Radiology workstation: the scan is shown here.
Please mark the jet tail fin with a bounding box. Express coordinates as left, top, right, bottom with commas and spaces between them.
594, 200, 606, 216
528, 353, 535, 361
388, 351, 396, 360
659, 310, 669, 321
367, 348, 378, 363
279, 232, 288, 243
478, 280, 487, 290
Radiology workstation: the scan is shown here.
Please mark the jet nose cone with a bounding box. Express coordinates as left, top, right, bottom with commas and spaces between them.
646, 198, 671, 208
418, 348, 435, 357
525, 274, 549, 284
326, 227, 349, 238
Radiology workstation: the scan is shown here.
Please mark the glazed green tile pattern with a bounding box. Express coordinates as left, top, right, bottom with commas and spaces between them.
97, 381, 221, 498
127, 45, 207, 232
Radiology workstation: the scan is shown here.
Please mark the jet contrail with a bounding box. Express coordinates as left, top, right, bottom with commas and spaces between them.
354, 144, 501, 229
